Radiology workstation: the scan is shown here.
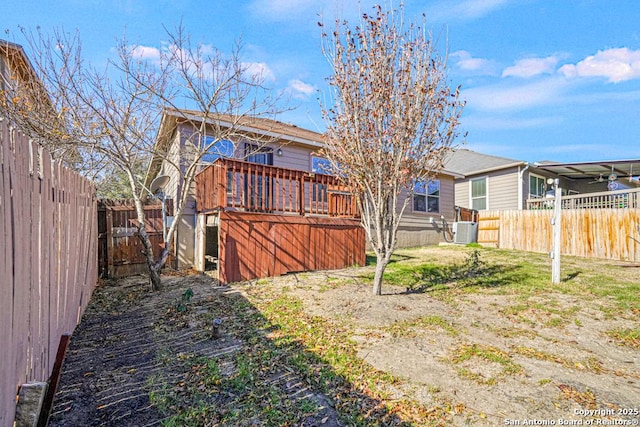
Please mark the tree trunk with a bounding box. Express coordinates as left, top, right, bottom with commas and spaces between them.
372, 253, 390, 295
149, 263, 162, 291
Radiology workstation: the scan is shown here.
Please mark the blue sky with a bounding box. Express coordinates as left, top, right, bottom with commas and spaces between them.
2, 0, 640, 163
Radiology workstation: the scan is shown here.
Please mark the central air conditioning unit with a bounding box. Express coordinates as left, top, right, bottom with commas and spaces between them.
452, 221, 478, 244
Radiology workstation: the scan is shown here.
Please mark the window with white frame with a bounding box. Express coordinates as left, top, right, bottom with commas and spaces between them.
529, 174, 546, 198
471, 177, 487, 210
413, 179, 440, 213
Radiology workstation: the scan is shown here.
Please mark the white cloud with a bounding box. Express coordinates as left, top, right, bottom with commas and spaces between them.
130, 45, 161, 61
463, 78, 567, 112
451, 50, 496, 75
243, 62, 276, 82
502, 56, 559, 78
288, 79, 316, 99
558, 48, 640, 83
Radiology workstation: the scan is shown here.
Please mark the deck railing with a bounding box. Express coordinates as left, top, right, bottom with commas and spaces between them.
527, 187, 640, 210
195, 158, 359, 218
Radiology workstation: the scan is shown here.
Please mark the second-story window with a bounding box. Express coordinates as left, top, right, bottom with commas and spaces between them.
201, 137, 234, 163
311, 156, 332, 174
244, 143, 273, 165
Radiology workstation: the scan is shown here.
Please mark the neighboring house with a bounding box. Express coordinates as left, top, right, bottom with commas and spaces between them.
145, 108, 461, 279
0, 39, 31, 92
0, 39, 51, 113
445, 149, 640, 211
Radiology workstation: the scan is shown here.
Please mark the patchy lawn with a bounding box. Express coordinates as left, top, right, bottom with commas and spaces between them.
49, 246, 640, 426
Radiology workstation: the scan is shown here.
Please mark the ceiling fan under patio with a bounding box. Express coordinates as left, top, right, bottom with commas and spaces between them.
589, 169, 618, 184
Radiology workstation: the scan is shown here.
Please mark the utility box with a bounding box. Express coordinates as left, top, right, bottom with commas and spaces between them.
453, 221, 478, 244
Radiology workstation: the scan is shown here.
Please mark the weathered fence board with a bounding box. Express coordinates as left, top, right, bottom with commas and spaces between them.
0, 121, 98, 427
97, 199, 174, 278
478, 209, 640, 261
218, 211, 365, 283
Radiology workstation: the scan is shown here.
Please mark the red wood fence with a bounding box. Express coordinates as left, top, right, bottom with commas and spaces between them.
219, 211, 366, 283
0, 122, 98, 426
98, 199, 174, 277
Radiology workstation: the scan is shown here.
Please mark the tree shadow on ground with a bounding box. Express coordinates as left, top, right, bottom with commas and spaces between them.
562, 271, 581, 281
48, 273, 415, 427
394, 250, 534, 294
365, 252, 415, 267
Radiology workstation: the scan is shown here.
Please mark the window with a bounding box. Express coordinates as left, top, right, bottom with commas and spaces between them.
312, 183, 327, 202
413, 179, 440, 213
311, 156, 333, 174
529, 174, 546, 198
201, 137, 234, 163
311, 156, 333, 201
471, 177, 487, 210
244, 143, 273, 165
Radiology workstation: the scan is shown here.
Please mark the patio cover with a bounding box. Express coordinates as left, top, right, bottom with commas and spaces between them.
534, 159, 640, 185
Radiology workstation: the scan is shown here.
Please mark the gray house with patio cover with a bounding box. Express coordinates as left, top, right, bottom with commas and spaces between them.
444, 149, 640, 211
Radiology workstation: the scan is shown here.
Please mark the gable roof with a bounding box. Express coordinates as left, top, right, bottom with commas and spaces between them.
443, 149, 526, 177
1, 39, 55, 118
0, 39, 44, 93
144, 108, 467, 190
143, 108, 327, 192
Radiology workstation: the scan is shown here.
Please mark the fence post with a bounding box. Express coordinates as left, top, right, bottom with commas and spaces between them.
106, 207, 114, 278
550, 179, 562, 284
299, 173, 305, 216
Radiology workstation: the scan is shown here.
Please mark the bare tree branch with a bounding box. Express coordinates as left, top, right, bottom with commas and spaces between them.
320, 4, 465, 295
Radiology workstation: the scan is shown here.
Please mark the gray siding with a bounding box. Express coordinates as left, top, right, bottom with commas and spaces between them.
487, 167, 520, 210
454, 167, 520, 211
396, 174, 456, 247
272, 143, 319, 171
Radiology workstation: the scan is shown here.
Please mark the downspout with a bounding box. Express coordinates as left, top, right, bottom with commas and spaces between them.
518, 163, 530, 210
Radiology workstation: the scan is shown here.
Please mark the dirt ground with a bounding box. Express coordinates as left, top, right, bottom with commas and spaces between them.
48, 273, 343, 427
48, 246, 640, 426
265, 247, 640, 426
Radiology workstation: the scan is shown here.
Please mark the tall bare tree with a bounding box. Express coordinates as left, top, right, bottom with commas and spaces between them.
320, 4, 465, 295
0, 26, 284, 290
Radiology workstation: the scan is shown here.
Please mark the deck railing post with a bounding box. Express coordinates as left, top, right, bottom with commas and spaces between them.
299, 173, 306, 215
217, 160, 228, 209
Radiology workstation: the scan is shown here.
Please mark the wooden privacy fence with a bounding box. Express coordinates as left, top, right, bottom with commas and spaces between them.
478, 209, 640, 261
0, 122, 98, 426
218, 211, 366, 283
98, 199, 174, 278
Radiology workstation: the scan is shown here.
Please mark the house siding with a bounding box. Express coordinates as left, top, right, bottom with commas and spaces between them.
455, 167, 520, 211
395, 174, 456, 247
272, 143, 319, 171
158, 125, 196, 268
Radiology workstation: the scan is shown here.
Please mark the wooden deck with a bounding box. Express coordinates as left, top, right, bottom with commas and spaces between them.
527, 187, 640, 210
218, 211, 365, 283
195, 158, 359, 218
195, 159, 364, 283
